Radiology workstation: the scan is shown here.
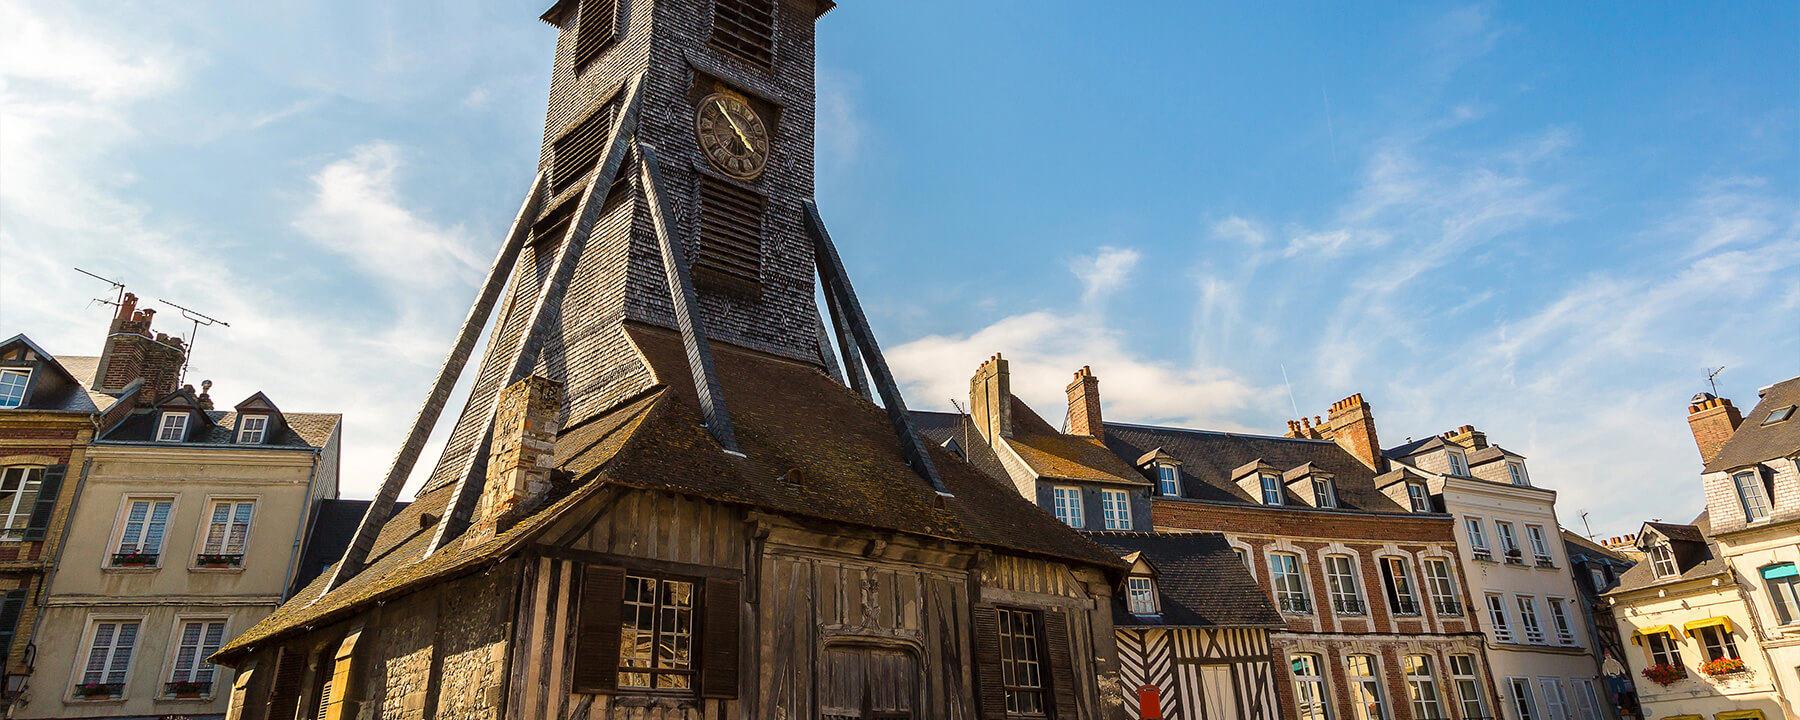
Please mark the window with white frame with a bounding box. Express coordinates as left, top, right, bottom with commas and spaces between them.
1446, 449, 1468, 476
1259, 474, 1284, 505
1346, 654, 1386, 720
1156, 465, 1179, 496
1517, 596, 1544, 644
1126, 576, 1158, 615
112, 498, 173, 566
1648, 543, 1678, 578
1588, 566, 1609, 593
1423, 557, 1461, 616
78, 619, 140, 697
1100, 489, 1131, 530
1403, 654, 1443, 720
1693, 623, 1740, 662
1764, 563, 1800, 624
1548, 599, 1576, 645
1313, 477, 1338, 509
1406, 482, 1431, 513
157, 412, 190, 442
199, 500, 254, 563
1526, 525, 1553, 565
1496, 521, 1521, 560
1642, 629, 1681, 667
1767, 405, 1797, 425
1324, 555, 1365, 615
1538, 678, 1569, 720
235, 415, 268, 444
1734, 470, 1772, 522
0, 369, 29, 409
1465, 517, 1490, 556
1269, 552, 1310, 614
1050, 486, 1083, 528
1507, 678, 1537, 720
1233, 546, 1250, 573
1449, 655, 1487, 720
1381, 557, 1420, 616
1507, 461, 1529, 486
1570, 679, 1602, 720
1291, 653, 1330, 720
1486, 593, 1512, 642
0, 467, 43, 540
166, 619, 226, 695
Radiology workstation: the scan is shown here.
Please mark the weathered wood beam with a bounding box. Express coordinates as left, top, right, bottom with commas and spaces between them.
814, 309, 844, 385
823, 279, 871, 401
324, 169, 546, 592
636, 140, 739, 453
803, 200, 946, 493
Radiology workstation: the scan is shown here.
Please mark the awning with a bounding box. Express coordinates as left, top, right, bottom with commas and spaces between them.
1630, 625, 1677, 645
1762, 564, 1798, 580
1683, 616, 1734, 637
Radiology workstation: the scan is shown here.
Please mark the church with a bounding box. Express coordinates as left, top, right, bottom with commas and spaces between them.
212, 2, 1126, 720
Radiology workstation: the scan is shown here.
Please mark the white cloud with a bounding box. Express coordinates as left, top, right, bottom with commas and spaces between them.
1070, 246, 1140, 306
1211, 216, 1267, 246
816, 67, 864, 174
293, 142, 485, 292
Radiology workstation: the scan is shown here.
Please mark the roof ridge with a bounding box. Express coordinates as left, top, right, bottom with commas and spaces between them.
1103, 420, 1337, 444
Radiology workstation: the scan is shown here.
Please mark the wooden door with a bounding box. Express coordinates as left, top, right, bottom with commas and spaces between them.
819, 645, 919, 720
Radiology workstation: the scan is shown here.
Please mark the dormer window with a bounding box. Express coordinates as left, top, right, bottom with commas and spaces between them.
157, 412, 191, 443
1446, 449, 1469, 476
1260, 474, 1284, 505
1313, 477, 1338, 509
0, 369, 29, 409
1156, 465, 1180, 497
1734, 470, 1772, 522
1126, 576, 1158, 615
1507, 461, 1529, 487
1649, 543, 1678, 578
236, 415, 269, 445
1406, 482, 1431, 513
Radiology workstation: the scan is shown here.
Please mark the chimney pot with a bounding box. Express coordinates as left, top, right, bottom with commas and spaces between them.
1065, 365, 1104, 440
1687, 393, 1742, 465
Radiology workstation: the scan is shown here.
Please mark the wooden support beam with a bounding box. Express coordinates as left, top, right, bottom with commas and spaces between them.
823, 278, 871, 401
814, 309, 844, 384
803, 200, 945, 493
636, 141, 739, 453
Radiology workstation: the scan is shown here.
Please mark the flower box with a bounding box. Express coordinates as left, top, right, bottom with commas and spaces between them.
1641, 662, 1686, 686
194, 553, 243, 568
109, 551, 158, 567
75, 682, 122, 698
164, 680, 212, 697
1699, 657, 1746, 678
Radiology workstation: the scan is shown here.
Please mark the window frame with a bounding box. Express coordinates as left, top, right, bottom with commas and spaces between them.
1507, 677, 1538, 720
1538, 677, 1569, 720
1464, 517, 1490, 557
1526, 525, 1554, 566
1156, 464, 1180, 497
0, 466, 44, 540
161, 616, 229, 698
1449, 655, 1487, 720
1323, 554, 1365, 616
1446, 449, 1469, 476
616, 572, 698, 691
1403, 654, 1443, 720
1547, 598, 1576, 646
1507, 460, 1530, 486
1380, 556, 1421, 617
194, 497, 257, 568
1693, 624, 1740, 662
0, 368, 30, 409
1405, 482, 1431, 513
1422, 557, 1462, 616
1269, 552, 1311, 615
1345, 653, 1387, 720
1570, 679, 1602, 720
1649, 543, 1678, 578
1517, 595, 1544, 644
1126, 576, 1158, 616
1260, 473, 1285, 505
235, 415, 268, 444
1644, 630, 1682, 668
107, 496, 177, 569
72, 615, 143, 701
1764, 564, 1800, 625
1486, 593, 1513, 642
157, 412, 191, 442
1313, 476, 1338, 509
1495, 521, 1521, 561
1099, 488, 1132, 530
1290, 653, 1331, 720
995, 606, 1048, 717
1734, 469, 1772, 522
1050, 486, 1083, 529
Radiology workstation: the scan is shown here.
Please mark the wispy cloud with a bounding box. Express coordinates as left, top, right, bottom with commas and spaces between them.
816, 66, 864, 175
1071, 246, 1141, 306
293, 142, 484, 292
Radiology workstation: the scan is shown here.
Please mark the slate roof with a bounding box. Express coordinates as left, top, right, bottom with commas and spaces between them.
1384, 436, 1448, 459
290, 499, 408, 596
1086, 532, 1282, 629
56, 355, 100, 385
1102, 422, 1406, 512
100, 409, 340, 449
912, 410, 1012, 486
1705, 376, 1800, 473
1610, 516, 1724, 595
1644, 521, 1705, 544
1467, 445, 1524, 466
1001, 399, 1149, 486
1561, 529, 1631, 565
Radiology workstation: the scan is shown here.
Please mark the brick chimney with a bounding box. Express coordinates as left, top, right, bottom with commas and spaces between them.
969, 354, 1013, 442
468, 375, 563, 543
94, 293, 187, 398
1442, 424, 1488, 450
1319, 393, 1383, 472
1065, 366, 1104, 440
1687, 393, 1742, 465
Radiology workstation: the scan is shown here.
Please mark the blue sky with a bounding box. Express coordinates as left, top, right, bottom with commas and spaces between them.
2, 2, 1795, 538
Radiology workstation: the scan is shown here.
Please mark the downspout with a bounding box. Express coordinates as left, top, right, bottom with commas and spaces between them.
278, 444, 325, 602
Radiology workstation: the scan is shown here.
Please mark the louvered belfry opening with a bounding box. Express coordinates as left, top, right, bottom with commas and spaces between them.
694, 175, 765, 295
551, 101, 618, 194
708, 0, 776, 68
572, 0, 616, 70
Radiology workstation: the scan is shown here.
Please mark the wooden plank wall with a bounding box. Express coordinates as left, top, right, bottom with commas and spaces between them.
1116, 628, 1276, 720
978, 554, 1104, 719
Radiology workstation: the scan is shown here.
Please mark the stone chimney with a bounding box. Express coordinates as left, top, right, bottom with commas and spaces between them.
94, 293, 187, 398
1442, 424, 1488, 450
1284, 416, 1325, 440
468, 375, 563, 543
1065, 366, 1104, 440
1319, 393, 1383, 472
969, 354, 1013, 442
1687, 393, 1742, 465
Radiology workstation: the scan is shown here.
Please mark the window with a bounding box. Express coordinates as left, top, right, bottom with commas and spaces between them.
1644, 629, 1682, 668
1765, 404, 1796, 425
549, 102, 619, 193
199, 500, 254, 564
1496, 521, 1521, 561
997, 608, 1046, 716
1050, 487, 1083, 528
1763, 563, 1800, 624
1527, 525, 1553, 566
1539, 678, 1569, 720
1517, 596, 1544, 644
1465, 517, 1490, 556
1260, 474, 1284, 505
1508, 461, 1530, 486
1269, 553, 1310, 614
1649, 543, 1678, 578
235, 415, 268, 444
1406, 483, 1431, 513
1486, 594, 1513, 642
1314, 477, 1338, 509
1589, 566, 1609, 593
709, 0, 777, 68
166, 619, 226, 696
157, 412, 190, 442
1693, 623, 1739, 662
1381, 557, 1420, 616
1126, 576, 1157, 615
1570, 679, 1602, 720
1422, 558, 1462, 616
0, 369, 28, 408
1449, 655, 1487, 720
1548, 599, 1576, 645
1507, 678, 1537, 720
1100, 489, 1131, 530
1346, 654, 1386, 720
572, 0, 618, 70
1404, 655, 1443, 720
1446, 449, 1468, 476
79, 619, 139, 698
1233, 547, 1250, 573
1734, 470, 1772, 522
619, 574, 695, 689
1291, 653, 1329, 720
0, 467, 43, 540
112, 498, 173, 566
1324, 555, 1365, 615
1156, 465, 1179, 496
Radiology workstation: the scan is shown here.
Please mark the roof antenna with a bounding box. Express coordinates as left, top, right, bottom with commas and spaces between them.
1706, 366, 1726, 396
1281, 364, 1302, 419
157, 298, 230, 386
1580, 510, 1596, 541
950, 397, 971, 458
73, 267, 127, 310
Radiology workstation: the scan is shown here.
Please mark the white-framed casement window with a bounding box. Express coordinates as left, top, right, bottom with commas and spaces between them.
197, 499, 255, 566
164, 618, 227, 697
1313, 477, 1338, 509
1381, 557, 1421, 616
0, 369, 30, 409
1126, 576, 1158, 615
1734, 470, 1772, 522
1507, 677, 1538, 720
1232, 546, 1251, 574
1763, 563, 1800, 624
1642, 629, 1681, 667
235, 415, 269, 444
0, 466, 43, 540
1486, 593, 1513, 642
1547, 598, 1576, 645
110, 497, 174, 567
1507, 461, 1530, 486
1445, 449, 1469, 476
1648, 543, 1678, 578
1259, 474, 1284, 505
1406, 482, 1431, 513
1050, 486, 1083, 528
1345, 654, 1387, 720
1570, 679, 1602, 720
157, 412, 191, 442
1100, 489, 1131, 530
1422, 557, 1462, 616
1526, 525, 1554, 566
1323, 554, 1365, 615
1449, 655, 1487, 720
1496, 521, 1521, 561
1517, 595, 1544, 644
1403, 654, 1443, 720
1156, 464, 1179, 497
1465, 517, 1490, 558
75, 617, 141, 700
1538, 678, 1570, 720
1692, 623, 1740, 662
1291, 653, 1330, 720
1269, 552, 1310, 614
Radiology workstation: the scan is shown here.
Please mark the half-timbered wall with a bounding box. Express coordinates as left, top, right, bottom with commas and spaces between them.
1117, 628, 1275, 720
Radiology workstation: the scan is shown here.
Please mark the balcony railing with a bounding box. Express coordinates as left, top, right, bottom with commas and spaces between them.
109, 552, 159, 567
1433, 597, 1464, 617
1278, 595, 1313, 615
75, 682, 123, 699
1471, 548, 1494, 562
164, 680, 213, 697
1392, 597, 1422, 616
194, 552, 244, 568
1503, 548, 1525, 565
1535, 556, 1556, 569
1333, 597, 1366, 616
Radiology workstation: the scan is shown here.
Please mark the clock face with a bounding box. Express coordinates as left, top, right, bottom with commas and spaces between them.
696, 92, 769, 180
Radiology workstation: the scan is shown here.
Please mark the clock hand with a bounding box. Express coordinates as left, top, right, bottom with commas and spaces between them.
716, 100, 756, 153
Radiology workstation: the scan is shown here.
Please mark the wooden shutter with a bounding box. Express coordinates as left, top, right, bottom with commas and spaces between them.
970, 605, 1006, 719
267, 646, 305, 720
698, 576, 741, 698
551, 103, 619, 194
572, 564, 626, 693
0, 589, 24, 654
572, 0, 617, 70
695, 176, 765, 294
1042, 610, 1078, 719
23, 464, 65, 541
709, 0, 776, 68
225, 665, 255, 720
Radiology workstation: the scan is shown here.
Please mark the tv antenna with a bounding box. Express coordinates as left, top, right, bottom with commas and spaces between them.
1580, 510, 1596, 540
73, 267, 127, 310
1706, 366, 1726, 396
157, 298, 230, 386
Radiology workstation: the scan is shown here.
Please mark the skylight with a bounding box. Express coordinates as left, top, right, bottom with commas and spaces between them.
1765, 405, 1796, 426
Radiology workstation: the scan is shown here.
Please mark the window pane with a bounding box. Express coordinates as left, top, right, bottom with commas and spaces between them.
0, 370, 29, 408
